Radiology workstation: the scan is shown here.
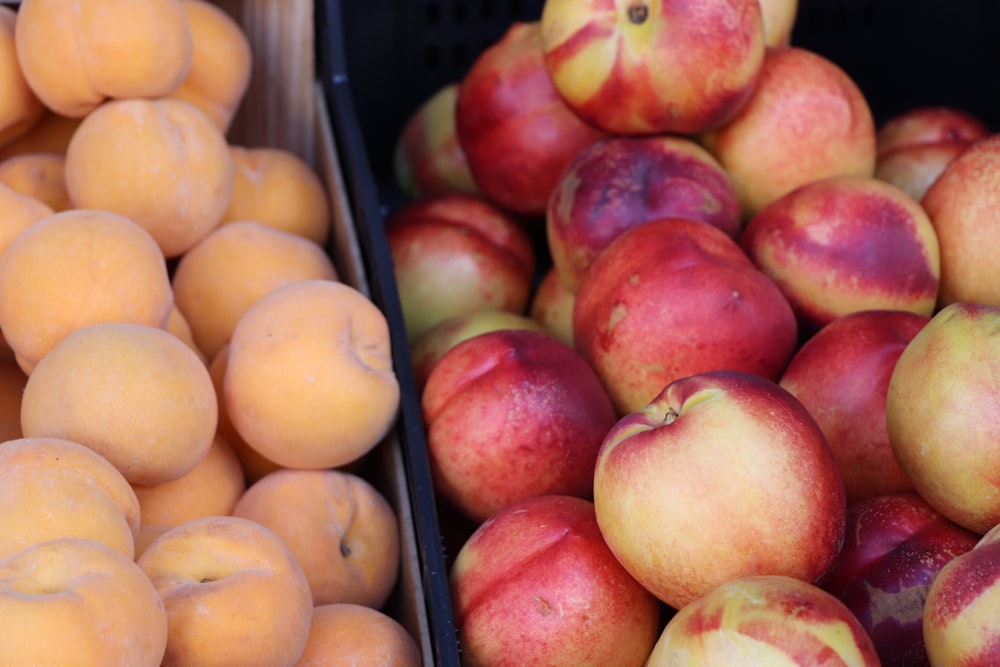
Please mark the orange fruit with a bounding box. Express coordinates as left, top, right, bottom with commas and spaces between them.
295, 603, 423, 667
224, 279, 400, 470
232, 468, 401, 608
0, 152, 70, 211
0, 5, 44, 146
0, 109, 81, 161
0, 208, 173, 374
20, 322, 218, 486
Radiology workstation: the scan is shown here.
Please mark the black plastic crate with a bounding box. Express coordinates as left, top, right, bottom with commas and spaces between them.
319, 2, 1000, 664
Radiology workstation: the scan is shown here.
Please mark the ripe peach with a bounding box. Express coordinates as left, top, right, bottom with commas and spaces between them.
739, 174, 941, 335
295, 603, 422, 667
221, 146, 331, 246
132, 434, 247, 558
0, 180, 53, 255
20, 322, 218, 487
0, 537, 168, 666
165, 304, 208, 365
64, 97, 234, 258
15, 0, 192, 118
528, 266, 575, 348
224, 279, 400, 470
232, 468, 401, 608
0, 208, 173, 374
876, 106, 991, 159
172, 220, 338, 360
0, 5, 44, 147
138, 515, 313, 667
171, 0, 253, 133
0, 152, 70, 212
0, 436, 141, 560
702, 45, 877, 218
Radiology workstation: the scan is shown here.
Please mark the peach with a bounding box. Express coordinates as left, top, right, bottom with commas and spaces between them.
921, 134, 1000, 307
455, 21, 609, 216
573, 217, 799, 415
232, 468, 400, 609
528, 266, 576, 348
138, 515, 313, 667
20, 322, 218, 487
393, 81, 480, 199
0, 5, 45, 147
875, 140, 972, 202
0, 537, 168, 666
739, 174, 941, 335
875, 106, 991, 160
539, 0, 765, 135
646, 575, 879, 665
171, 0, 253, 133
132, 434, 247, 558
450, 495, 662, 667
165, 303, 208, 365
0, 208, 173, 374
224, 279, 400, 470
923, 537, 1000, 665
64, 97, 234, 258
15, 0, 193, 118
0, 110, 80, 161
0, 152, 70, 212
386, 192, 536, 342
760, 0, 799, 47
593, 370, 846, 609
701, 45, 877, 218
779, 310, 929, 501
295, 603, 422, 667
0, 436, 140, 560
409, 310, 549, 393
422, 329, 618, 522
886, 301, 1000, 535
0, 180, 53, 256
221, 146, 331, 246
172, 220, 338, 360
208, 343, 282, 483
546, 134, 742, 294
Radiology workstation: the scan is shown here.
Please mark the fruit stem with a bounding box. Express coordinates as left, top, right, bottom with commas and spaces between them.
627, 1, 649, 24
663, 407, 679, 425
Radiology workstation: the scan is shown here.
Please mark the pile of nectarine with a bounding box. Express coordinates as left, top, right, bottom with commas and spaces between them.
390, 0, 1000, 664
0, 1, 421, 666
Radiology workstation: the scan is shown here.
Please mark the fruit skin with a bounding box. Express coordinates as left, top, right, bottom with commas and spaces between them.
886, 301, 1000, 535
922, 535, 1000, 666
701, 45, 877, 219
739, 174, 941, 336
875, 106, 991, 160
385, 192, 536, 343
778, 309, 929, 501
819, 492, 979, 667
422, 328, 618, 523
573, 217, 798, 415
449, 494, 662, 667
455, 21, 608, 217
529, 266, 576, 348
546, 133, 742, 294
593, 370, 846, 610
646, 574, 880, 666
921, 134, 1000, 308
875, 141, 972, 203
0, 537, 169, 667
295, 603, 422, 667
539, 0, 765, 135
393, 82, 480, 199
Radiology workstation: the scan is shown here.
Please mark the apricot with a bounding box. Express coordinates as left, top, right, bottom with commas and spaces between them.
15, 0, 193, 118
138, 515, 314, 667
172, 220, 339, 360
224, 279, 400, 470
0, 180, 53, 255
166, 303, 208, 365
0, 152, 70, 211
222, 145, 331, 245
132, 434, 247, 558
20, 322, 218, 487
0, 208, 173, 374
233, 468, 401, 608
0, 436, 140, 560
0, 537, 168, 666
0, 5, 44, 147
171, 0, 253, 133
296, 603, 423, 667
0, 109, 80, 161
64, 97, 235, 258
